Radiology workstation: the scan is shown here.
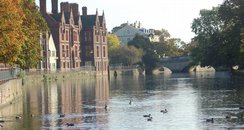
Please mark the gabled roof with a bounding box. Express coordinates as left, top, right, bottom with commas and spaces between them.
81, 15, 96, 28
49, 12, 79, 25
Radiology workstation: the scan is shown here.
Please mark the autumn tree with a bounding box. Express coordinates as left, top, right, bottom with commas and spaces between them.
108, 34, 120, 51
17, 1, 48, 69
0, 0, 25, 66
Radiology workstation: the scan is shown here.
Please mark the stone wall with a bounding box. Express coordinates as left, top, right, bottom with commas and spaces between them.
0, 79, 22, 108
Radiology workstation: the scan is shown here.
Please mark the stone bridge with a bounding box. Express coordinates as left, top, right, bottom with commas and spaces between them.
158, 56, 191, 73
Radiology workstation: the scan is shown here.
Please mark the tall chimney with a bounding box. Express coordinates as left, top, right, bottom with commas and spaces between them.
52, 0, 58, 14
40, 0, 46, 13
71, 3, 79, 16
82, 6, 87, 16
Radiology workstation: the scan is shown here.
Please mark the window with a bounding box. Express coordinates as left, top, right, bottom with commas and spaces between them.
67, 62, 69, 68
61, 31, 65, 41
66, 45, 69, 57
63, 62, 66, 68
62, 45, 65, 57
96, 35, 99, 42
103, 36, 105, 42
66, 30, 69, 41
52, 51, 55, 57
103, 46, 106, 57
75, 46, 77, 57
73, 31, 78, 41
96, 46, 99, 57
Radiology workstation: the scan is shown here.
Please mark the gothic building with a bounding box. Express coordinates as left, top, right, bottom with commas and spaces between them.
40, 0, 81, 71
39, 0, 108, 75
81, 7, 108, 75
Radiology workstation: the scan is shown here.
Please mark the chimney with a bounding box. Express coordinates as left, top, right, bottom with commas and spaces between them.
82, 6, 87, 16
71, 3, 79, 16
52, 0, 58, 14
61, 2, 70, 13
40, 0, 46, 13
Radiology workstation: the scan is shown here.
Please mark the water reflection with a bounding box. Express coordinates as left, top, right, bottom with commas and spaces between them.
0, 72, 244, 129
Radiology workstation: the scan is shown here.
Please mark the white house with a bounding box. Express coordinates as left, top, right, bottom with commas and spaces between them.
113, 22, 160, 44
40, 32, 57, 72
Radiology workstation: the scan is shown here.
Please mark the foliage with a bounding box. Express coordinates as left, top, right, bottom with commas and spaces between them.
0, 1, 48, 69
17, 1, 48, 69
109, 45, 143, 66
111, 23, 128, 33
108, 34, 120, 51
0, 0, 25, 66
191, 0, 244, 70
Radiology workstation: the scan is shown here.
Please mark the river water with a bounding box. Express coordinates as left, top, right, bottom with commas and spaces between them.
0, 72, 244, 130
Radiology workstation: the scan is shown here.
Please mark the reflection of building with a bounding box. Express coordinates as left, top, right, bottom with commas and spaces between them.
95, 76, 109, 124
40, 32, 57, 72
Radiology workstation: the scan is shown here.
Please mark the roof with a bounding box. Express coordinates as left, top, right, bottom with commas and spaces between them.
81, 15, 96, 28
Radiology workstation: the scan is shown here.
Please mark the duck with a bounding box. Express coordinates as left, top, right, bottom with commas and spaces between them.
0, 123, 3, 127
147, 117, 153, 121
143, 114, 151, 117
66, 123, 74, 126
60, 114, 65, 118
15, 115, 22, 119
160, 109, 168, 113
239, 106, 244, 109
0, 120, 4, 123
225, 115, 231, 119
206, 118, 214, 123
129, 100, 132, 105
105, 105, 108, 110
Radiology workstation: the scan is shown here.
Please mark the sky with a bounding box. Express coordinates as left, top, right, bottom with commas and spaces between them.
35, 0, 224, 43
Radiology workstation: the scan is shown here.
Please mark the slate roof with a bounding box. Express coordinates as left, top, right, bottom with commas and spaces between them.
81, 15, 96, 28
49, 13, 79, 25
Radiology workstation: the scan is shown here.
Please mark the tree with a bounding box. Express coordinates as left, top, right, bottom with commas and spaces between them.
108, 34, 120, 51
16, 1, 48, 69
218, 0, 244, 68
109, 45, 143, 66
191, 7, 228, 68
191, 1, 244, 70
111, 23, 128, 33
0, 0, 25, 66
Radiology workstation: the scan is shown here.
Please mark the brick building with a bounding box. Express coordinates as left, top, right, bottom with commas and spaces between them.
81, 7, 109, 75
39, 0, 108, 75
40, 0, 81, 71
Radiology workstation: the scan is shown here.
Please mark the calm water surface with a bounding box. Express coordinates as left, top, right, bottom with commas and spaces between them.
0, 72, 244, 130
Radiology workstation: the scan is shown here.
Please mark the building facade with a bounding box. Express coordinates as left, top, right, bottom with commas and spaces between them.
40, 0, 82, 72
81, 7, 109, 75
40, 32, 57, 72
39, 0, 108, 75
113, 22, 160, 44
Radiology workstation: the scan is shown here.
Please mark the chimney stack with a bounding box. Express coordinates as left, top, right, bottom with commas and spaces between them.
40, 0, 46, 13
82, 6, 87, 16
52, 0, 58, 14
71, 3, 79, 16
61, 2, 70, 13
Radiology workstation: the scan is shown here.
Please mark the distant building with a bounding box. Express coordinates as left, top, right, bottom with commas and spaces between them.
113, 22, 159, 44
39, 32, 57, 72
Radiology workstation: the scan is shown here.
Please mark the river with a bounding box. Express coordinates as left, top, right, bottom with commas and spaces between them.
0, 72, 244, 130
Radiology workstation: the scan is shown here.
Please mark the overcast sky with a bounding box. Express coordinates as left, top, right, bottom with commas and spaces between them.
35, 0, 224, 42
